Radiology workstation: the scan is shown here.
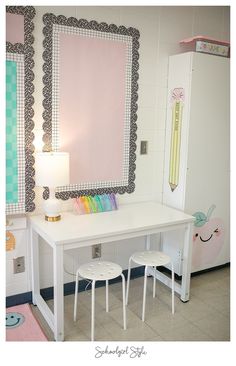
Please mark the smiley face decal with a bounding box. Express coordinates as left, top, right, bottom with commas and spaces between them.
192, 205, 225, 270
6, 312, 25, 329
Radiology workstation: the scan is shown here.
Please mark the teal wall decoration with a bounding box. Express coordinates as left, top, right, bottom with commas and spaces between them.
6, 60, 18, 204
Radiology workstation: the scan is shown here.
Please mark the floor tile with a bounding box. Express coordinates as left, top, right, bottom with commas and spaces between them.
174, 295, 221, 322
192, 312, 230, 341
145, 306, 190, 335
160, 322, 213, 341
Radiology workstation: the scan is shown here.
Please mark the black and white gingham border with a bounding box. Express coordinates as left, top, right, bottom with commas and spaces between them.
6, 6, 36, 214
42, 14, 139, 200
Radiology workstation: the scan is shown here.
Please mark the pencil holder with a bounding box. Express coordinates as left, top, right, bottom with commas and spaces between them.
74, 193, 118, 215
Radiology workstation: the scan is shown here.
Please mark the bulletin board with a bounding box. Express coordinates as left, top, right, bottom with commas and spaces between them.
6, 6, 35, 214
42, 14, 140, 199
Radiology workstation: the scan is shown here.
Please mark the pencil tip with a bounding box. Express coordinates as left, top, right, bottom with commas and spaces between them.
169, 183, 177, 192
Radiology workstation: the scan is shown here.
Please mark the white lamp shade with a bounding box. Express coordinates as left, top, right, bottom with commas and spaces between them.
35, 152, 69, 187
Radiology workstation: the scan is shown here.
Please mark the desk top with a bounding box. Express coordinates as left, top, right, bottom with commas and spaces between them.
29, 201, 194, 247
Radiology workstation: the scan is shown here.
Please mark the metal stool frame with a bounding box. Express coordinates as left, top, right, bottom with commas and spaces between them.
74, 261, 126, 341
126, 251, 175, 321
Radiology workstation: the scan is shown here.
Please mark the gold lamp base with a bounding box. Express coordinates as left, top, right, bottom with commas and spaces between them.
45, 215, 61, 222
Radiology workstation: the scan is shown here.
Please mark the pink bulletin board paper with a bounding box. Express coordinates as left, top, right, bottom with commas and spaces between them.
6, 13, 24, 44
59, 33, 126, 184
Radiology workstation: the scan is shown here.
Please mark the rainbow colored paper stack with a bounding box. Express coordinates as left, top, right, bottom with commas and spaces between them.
74, 193, 118, 214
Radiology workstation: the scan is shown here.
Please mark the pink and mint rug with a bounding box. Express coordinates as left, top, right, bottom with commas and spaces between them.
6, 303, 48, 341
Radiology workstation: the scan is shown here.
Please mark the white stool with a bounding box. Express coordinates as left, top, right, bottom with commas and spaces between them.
126, 251, 175, 321
74, 261, 126, 341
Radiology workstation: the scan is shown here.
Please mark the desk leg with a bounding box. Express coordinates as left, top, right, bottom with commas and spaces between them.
181, 223, 193, 302
30, 227, 40, 305
53, 246, 64, 341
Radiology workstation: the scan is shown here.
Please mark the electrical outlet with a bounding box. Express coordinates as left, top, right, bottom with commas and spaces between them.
13, 256, 25, 274
92, 244, 101, 259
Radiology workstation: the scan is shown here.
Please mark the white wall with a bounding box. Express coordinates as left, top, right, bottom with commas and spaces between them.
6, 6, 230, 295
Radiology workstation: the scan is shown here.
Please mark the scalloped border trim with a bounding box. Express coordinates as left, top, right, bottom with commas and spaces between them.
42, 14, 139, 200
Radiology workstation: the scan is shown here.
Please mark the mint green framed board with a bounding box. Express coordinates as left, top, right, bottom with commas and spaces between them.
6, 6, 35, 214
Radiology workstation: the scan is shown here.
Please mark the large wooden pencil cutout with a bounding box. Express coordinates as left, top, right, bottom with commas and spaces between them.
169, 88, 184, 192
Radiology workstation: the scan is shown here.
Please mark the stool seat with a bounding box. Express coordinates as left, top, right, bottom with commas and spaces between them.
78, 261, 122, 281
131, 251, 170, 267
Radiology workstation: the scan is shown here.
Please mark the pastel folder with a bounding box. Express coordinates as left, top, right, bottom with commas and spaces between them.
94, 195, 103, 212
109, 193, 117, 210
81, 196, 91, 213
88, 196, 97, 213
74, 198, 83, 214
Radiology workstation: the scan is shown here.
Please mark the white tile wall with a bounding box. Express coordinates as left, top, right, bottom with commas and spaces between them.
8, 6, 230, 293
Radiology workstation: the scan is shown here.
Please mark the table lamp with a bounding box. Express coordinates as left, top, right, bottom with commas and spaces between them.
35, 152, 69, 221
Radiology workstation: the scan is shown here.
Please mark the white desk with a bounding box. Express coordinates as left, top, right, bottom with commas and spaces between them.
30, 201, 194, 341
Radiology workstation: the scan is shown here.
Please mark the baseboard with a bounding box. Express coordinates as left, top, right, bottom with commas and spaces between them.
6, 262, 230, 308
190, 262, 230, 277
6, 266, 145, 308
157, 262, 230, 281
6, 291, 32, 308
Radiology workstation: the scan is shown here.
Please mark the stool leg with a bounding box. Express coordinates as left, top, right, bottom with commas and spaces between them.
121, 273, 127, 330
91, 280, 96, 341
73, 270, 79, 321
171, 262, 175, 314
126, 257, 132, 305
153, 266, 156, 298
142, 266, 148, 322
106, 280, 109, 312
